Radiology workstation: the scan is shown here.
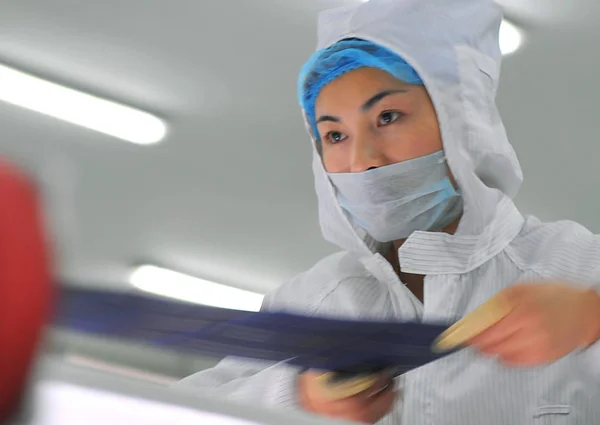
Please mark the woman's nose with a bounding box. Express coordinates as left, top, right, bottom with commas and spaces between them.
349, 136, 389, 173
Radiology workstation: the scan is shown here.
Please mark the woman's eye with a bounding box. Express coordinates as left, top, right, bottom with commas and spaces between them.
378, 111, 402, 125
325, 131, 347, 144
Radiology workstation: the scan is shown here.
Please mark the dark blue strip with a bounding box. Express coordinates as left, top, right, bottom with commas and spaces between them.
54, 287, 455, 374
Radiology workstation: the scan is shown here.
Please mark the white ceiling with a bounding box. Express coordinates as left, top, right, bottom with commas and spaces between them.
1, 0, 600, 297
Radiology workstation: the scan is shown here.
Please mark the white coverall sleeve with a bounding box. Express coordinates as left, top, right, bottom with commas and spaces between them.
583, 336, 600, 379
581, 276, 600, 379
173, 274, 399, 409
175, 356, 302, 408
173, 291, 303, 409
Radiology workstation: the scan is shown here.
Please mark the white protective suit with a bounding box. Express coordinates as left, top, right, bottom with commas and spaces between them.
177, 0, 600, 423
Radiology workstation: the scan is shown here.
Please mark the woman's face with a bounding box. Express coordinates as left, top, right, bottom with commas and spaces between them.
314, 67, 443, 173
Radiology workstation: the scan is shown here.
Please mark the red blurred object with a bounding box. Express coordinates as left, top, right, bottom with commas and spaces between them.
0, 159, 53, 422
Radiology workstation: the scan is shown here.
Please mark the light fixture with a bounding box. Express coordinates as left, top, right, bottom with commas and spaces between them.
499, 19, 523, 56
0, 64, 166, 145
129, 265, 265, 312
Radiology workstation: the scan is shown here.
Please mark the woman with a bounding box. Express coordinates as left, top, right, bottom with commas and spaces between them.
178, 0, 600, 423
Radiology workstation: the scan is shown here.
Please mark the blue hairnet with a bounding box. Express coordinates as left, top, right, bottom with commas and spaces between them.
298, 39, 424, 141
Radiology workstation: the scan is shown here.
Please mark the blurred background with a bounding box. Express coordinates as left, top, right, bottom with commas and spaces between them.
1, 0, 599, 385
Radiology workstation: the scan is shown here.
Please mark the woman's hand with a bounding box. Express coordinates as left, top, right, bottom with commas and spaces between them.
298, 371, 396, 424
436, 282, 600, 366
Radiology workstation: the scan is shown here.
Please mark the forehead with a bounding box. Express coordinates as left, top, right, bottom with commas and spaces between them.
315, 67, 411, 111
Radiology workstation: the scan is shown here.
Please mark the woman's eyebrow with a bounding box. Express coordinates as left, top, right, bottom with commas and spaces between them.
316, 115, 341, 124
362, 89, 409, 111
316, 89, 408, 124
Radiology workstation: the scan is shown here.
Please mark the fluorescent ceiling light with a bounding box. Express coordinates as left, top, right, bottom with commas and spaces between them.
0, 64, 166, 145
130, 265, 265, 312
500, 19, 523, 55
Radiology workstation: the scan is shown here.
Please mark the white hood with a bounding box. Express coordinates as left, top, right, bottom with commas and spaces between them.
304, 0, 524, 272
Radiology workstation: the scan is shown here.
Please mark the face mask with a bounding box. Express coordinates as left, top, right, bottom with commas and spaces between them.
327, 150, 462, 242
